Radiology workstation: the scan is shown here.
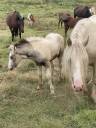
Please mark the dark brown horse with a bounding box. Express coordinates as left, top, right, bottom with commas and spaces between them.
74, 5, 92, 18
58, 13, 81, 37
6, 11, 24, 41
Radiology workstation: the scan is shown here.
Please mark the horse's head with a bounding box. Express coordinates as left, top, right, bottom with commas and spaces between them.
70, 41, 88, 92
13, 11, 24, 33
8, 45, 16, 70
63, 39, 89, 92
18, 16, 24, 33
89, 6, 96, 15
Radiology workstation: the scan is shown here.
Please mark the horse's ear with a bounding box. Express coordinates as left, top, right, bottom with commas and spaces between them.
67, 38, 72, 46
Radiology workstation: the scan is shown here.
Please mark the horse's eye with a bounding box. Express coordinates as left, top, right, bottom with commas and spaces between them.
10, 56, 14, 60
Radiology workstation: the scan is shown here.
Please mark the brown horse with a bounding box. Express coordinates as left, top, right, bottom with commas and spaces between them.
58, 12, 71, 28
6, 11, 24, 41
58, 13, 81, 37
64, 16, 81, 37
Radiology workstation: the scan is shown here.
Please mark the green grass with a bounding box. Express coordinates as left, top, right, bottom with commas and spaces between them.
0, 0, 96, 128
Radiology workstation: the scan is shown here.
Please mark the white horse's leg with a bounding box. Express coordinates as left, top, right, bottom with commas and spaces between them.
46, 62, 55, 94
51, 61, 54, 82
58, 56, 62, 80
37, 66, 43, 90
92, 64, 96, 84
90, 63, 96, 103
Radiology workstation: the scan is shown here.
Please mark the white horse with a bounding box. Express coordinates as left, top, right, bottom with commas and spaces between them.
8, 33, 64, 94
62, 15, 96, 94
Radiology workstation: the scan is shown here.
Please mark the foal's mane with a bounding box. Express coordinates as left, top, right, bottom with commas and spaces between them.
15, 39, 29, 48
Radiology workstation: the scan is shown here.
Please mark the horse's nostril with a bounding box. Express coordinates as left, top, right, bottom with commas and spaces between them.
80, 88, 82, 91
74, 85, 76, 89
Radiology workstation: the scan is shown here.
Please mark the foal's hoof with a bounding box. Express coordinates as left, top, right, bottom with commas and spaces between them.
37, 86, 40, 90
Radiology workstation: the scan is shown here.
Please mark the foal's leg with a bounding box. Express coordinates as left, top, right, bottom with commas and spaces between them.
37, 66, 43, 90
51, 61, 54, 82
46, 62, 54, 94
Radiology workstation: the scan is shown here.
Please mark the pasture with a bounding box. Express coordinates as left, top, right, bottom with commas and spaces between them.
0, 0, 96, 127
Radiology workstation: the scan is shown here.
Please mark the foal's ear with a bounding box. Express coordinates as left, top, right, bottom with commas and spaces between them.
67, 38, 72, 46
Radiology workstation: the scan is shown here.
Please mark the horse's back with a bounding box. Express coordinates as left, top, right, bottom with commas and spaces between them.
45, 33, 64, 54
26, 33, 64, 60
6, 11, 18, 28
46, 33, 64, 47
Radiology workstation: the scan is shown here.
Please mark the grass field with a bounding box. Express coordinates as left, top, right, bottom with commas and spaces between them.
0, 0, 96, 128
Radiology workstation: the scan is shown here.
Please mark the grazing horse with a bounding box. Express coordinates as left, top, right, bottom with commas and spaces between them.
62, 15, 81, 37
27, 13, 35, 27
74, 5, 92, 18
58, 12, 71, 28
6, 11, 24, 41
58, 13, 81, 37
61, 15, 96, 99
8, 33, 64, 94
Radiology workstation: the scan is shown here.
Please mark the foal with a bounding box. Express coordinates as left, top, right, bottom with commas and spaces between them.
8, 33, 64, 94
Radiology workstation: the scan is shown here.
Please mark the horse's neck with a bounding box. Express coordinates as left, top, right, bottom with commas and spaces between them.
16, 46, 32, 56
71, 23, 89, 45
68, 17, 76, 27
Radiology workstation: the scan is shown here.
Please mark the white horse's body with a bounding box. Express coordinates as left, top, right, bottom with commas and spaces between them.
62, 15, 96, 94
8, 33, 64, 94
